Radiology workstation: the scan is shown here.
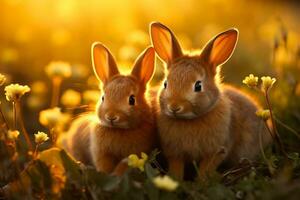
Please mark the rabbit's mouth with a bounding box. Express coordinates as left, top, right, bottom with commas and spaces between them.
165, 111, 197, 119
100, 120, 130, 129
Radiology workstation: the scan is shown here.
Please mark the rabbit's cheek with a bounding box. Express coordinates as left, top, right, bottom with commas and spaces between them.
192, 93, 217, 116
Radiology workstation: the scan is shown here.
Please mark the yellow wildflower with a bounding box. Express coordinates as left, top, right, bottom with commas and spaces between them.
242, 74, 258, 88
83, 90, 100, 105
4, 83, 31, 101
39, 107, 63, 127
55, 113, 72, 132
34, 131, 49, 144
261, 76, 276, 92
61, 89, 81, 107
0, 73, 6, 86
45, 61, 72, 79
127, 152, 148, 171
256, 109, 271, 121
152, 175, 179, 191
7, 130, 20, 140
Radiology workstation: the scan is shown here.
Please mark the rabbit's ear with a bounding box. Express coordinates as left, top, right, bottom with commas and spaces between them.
91, 42, 119, 83
150, 22, 183, 65
201, 29, 238, 73
131, 47, 156, 85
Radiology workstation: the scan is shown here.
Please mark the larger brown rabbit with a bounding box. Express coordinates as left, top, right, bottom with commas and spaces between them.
62, 43, 157, 175
150, 22, 271, 180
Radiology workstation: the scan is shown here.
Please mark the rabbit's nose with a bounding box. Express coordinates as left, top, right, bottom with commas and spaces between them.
167, 104, 183, 113
105, 114, 119, 122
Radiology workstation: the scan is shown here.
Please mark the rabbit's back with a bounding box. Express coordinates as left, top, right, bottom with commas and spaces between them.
223, 85, 272, 163
64, 114, 96, 165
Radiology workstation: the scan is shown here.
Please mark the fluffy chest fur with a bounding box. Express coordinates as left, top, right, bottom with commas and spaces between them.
157, 97, 232, 161
90, 121, 156, 160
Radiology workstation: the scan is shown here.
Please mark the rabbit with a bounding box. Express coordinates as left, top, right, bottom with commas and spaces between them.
62, 43, 157, 175
149, 22, 271, 180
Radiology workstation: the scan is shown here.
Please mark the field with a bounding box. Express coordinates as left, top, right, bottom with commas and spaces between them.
0, 0, 300, 199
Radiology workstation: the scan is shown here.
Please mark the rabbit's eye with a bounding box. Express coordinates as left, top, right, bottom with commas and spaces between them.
101, 95, 104, 102
129, 95, 135, 106
194, 80, 202, 92
163, 80, 167, 89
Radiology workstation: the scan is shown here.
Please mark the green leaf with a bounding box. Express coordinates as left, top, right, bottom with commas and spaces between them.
145, 163, 159, 179
144, 179, 159, 200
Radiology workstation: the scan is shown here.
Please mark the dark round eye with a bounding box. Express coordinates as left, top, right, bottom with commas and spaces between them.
194, 80, 202, 92
129, 95, 135, 106
101, 95, 104, 102
163, 80, 167, 89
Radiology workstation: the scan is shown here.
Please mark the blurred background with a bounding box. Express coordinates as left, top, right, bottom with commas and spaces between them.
0, 0, 299, 140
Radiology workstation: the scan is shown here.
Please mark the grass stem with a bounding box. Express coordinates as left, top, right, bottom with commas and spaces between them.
15, 100, 33, 151
50, 77, 62, 108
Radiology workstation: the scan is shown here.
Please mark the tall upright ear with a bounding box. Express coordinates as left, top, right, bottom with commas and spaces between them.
150, 22, 183, 65
91, 42, 119, 83
201, 28, 238, 72
131, 47, 155, 86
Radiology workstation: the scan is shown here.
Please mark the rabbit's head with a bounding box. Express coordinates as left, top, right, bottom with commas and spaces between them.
92, 43, 155, 128
150, 22, 238, 119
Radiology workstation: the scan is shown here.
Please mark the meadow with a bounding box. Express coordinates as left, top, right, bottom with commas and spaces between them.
0, 0, 300, 199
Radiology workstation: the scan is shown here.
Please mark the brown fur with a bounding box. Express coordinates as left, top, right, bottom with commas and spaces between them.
150, 22, 271, 180
61, 44, 157, 175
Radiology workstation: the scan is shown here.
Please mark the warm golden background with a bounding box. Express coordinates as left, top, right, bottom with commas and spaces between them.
1, 1, 300, 199
0, 0, 299, 133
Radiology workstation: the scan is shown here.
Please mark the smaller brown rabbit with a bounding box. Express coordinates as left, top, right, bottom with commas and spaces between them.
62, 43, 157, 175
150, 22, 271, 180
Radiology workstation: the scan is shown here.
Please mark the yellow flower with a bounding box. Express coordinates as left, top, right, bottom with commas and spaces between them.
83, 90, 100, 105
7, 130, 20, 140
34, 131, 49, 144
4, 83, 31, 101
55, 113, 72, 132
39, 107, 63, 127
152, 175, 179, 191
256, 109, 271, 121
45, 61, 72, 79
261, 76, 276, 92
0, 73, 6, 86
127, 152, 148, 171
61, 89, 81, 107
242, 74, 258, 88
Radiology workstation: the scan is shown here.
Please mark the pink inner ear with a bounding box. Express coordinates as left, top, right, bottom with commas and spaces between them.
210, 33, 237, 66
141, 48, 155, 83
93, 46, 109, 81
152, 26, 173, 62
